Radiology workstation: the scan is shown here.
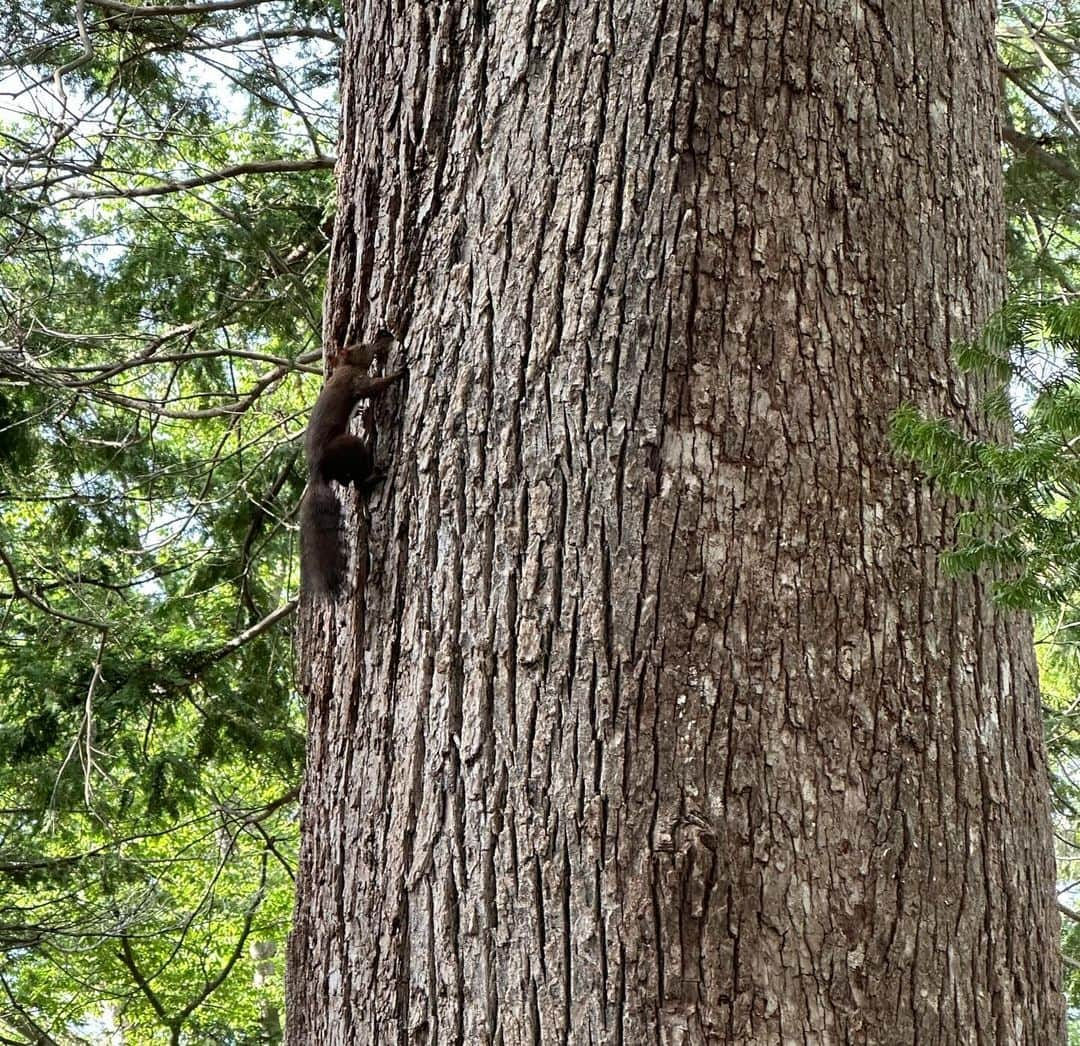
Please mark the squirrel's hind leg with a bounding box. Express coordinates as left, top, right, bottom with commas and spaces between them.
318, 434, 375, 487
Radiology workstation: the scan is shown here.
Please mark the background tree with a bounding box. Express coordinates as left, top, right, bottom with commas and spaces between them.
0, 0, 338, 1040
287, 1, 1062, 1042
905, 2, 1080, 1020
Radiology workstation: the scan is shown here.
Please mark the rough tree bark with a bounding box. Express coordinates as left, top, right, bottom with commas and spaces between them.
287, 1, 1063, 1042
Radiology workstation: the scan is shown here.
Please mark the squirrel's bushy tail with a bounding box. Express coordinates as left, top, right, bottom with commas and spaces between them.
301, 482, 344, 595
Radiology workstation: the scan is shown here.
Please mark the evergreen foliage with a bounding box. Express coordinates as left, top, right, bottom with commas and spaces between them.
0, 0, 338, 1039
4, 0, 1080, 1038
891, 299, 1080, 613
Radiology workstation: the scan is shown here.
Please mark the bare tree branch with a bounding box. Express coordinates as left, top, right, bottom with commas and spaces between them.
1001, 122, 1080, 182
203, 598, 297, 665
90, 0, 274, 17
13, 156, 335, 199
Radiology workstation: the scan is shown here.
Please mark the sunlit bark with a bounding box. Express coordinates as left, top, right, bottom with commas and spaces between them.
288, 2, 1063, 1042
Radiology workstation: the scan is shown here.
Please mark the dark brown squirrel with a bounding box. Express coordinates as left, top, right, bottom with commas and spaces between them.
301, 332, 404, 595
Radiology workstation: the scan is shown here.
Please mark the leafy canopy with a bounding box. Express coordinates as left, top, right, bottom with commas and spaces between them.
0, 0, 340, 1039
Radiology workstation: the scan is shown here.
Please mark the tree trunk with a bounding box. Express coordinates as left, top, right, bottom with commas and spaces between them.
287, 1, 1063, 1042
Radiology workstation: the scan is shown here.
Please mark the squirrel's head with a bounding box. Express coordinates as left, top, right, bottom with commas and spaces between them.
337, 331, 396, 371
